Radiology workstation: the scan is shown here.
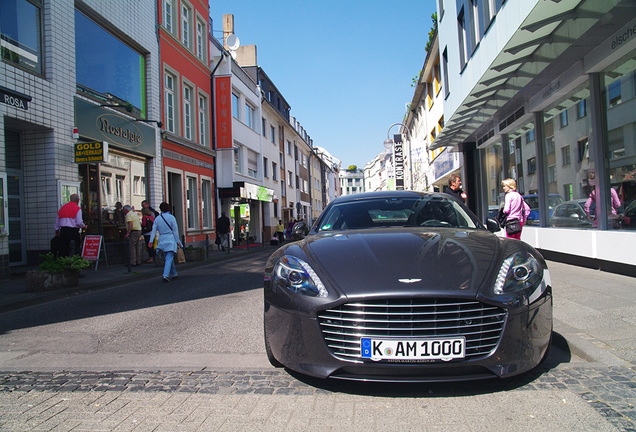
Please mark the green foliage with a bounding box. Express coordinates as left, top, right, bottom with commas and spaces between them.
39, 253, 91, 273
425, 12, 438, 54
347, 165, 358, 171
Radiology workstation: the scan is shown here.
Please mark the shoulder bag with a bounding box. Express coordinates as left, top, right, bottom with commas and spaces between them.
160, 214, 186, 263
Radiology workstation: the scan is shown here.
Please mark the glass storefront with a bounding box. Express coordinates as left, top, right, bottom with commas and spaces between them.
483, 141, 503, 218
603, 52, 636, 231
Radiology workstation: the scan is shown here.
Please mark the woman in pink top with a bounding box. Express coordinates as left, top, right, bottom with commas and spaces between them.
502, 178, 531, 240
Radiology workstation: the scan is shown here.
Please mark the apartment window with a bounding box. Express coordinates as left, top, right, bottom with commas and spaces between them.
563, 183, 573, 202
198, 94, 208, 145
186, 176, 198, 229
546, 136, 555, 155
245, 102, 255, 129
272, 162, 277, 181
163, 0, 174, 33
577, 99, 587, 119
525, 128, 535, 143
559, 110, 568, 128
480, 0, 495, 33
286, 140, 292, 155
263, 157, 269, 178
302, 154, 307, 167
247, 149, 257, 177
547, 165, 557, 183
270, 126, 275, 143
201, 179, 212, 229
76, 10, 146, 114
262, 118, 267, 137
457, 7, 468, 70
288, 171, 293, 188
196, 18, 205, 61
438, 0, 445, 20
608, 80, 621, 107
232, 93, 239, 119
1, 0, 42, 74
234, 146, 242, 173
577, 138, 589, 162
164, 72, 176, 133
442, 47, 450, 99
468, 0, 479, 54
183, 84, 193, 140
561, 145, 571, 166
133, 175, 145, 196
181, 3, 192, 48
527, 157, 537, 175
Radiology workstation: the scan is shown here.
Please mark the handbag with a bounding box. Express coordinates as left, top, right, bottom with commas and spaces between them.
176, 246, 186, 264
496, 207, 507, 226
505, 218, 522, 235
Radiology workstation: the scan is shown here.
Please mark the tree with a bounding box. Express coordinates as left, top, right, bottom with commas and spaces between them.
348, 165, 358, 172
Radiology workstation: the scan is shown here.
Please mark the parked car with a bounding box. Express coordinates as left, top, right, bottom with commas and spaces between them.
549, 199, 593, 228
523, 194, 564, 225
264, 191, 553, 382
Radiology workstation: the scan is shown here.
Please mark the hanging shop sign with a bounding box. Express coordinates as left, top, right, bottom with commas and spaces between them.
393, 134, 405, 190
74, 98, 156, 157
214, 76, 233, 149
0, 86, 31, 110
75, 141, 108, 164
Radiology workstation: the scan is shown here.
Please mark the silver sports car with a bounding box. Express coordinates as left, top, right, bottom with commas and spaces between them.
264, 191, 553, 382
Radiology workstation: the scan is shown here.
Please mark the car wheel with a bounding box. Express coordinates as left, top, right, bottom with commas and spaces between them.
264, 325, 283, 368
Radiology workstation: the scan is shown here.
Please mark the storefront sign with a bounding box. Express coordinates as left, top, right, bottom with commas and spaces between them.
74, 98, 156, 157
433, 149, 455, 180
75, 141, 108, 163
81, 235, 103, 261
215, 76, 233, 149
0, 86, 31, 110
163, 149, 214, 170
393, 135, 405, 190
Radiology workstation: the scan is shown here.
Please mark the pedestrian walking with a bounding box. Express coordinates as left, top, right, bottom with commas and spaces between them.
54, 193, 86, 257
141, 207, 155, 263
123, 205, 143, 266
148, 202, 182, 282
216, 212, 231, 250
276, 220, 285, 245
501, 178, 530, 240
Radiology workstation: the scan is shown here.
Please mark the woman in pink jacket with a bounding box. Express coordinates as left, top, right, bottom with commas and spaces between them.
501, 178, 531, 240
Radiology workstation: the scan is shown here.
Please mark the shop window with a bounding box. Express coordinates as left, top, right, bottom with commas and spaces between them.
75, 10, 146, 116
561, 145, 571, 166
186, 176, 198, 230
563, 183, 573, 201
0, 173, 7, 237
133, 175, 146, 196
201, 179, 212, 229
1, 0, 42, 74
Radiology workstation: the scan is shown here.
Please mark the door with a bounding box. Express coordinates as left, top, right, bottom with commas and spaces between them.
166, 171, 184, 241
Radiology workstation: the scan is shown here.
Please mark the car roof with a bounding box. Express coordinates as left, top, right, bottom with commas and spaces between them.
331, 190, 430, 204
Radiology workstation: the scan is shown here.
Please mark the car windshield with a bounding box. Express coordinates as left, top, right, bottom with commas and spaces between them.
317, 196, 479, 231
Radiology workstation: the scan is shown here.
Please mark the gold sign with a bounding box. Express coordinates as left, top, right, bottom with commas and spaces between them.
75, 141, 108, 164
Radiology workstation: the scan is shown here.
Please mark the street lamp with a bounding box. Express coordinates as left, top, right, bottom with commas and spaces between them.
384, 122, 413, 190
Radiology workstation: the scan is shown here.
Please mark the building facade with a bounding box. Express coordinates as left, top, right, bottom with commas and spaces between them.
158, 0, 215, 248
339, 168, 365, 196
433, 0, 636, 274
1, 0, 162, 277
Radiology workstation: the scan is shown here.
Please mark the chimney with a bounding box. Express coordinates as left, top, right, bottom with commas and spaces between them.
223, 14, 234, 50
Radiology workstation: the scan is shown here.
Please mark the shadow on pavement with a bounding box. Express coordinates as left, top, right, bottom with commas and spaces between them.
287, 331, 574, 397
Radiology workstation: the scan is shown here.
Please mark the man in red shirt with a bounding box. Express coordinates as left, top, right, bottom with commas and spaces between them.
55, 194, 86, 257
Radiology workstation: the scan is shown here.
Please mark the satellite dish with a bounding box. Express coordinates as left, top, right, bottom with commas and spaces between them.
226, 34, 240, 51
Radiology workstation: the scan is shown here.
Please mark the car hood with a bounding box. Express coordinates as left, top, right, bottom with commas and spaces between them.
301, 228, 501, 298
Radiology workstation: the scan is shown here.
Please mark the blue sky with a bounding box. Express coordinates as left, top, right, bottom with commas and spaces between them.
211, 1, 438, 169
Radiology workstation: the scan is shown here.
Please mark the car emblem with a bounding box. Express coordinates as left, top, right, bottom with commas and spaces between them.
398, 278, 422, 284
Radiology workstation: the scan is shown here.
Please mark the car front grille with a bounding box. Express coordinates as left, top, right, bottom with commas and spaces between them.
317, 298, 507, 362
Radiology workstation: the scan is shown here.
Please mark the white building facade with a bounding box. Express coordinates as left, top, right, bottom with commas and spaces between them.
434, 0, 636, 274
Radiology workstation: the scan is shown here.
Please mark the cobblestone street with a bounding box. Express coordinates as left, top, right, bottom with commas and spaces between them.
1, 364, 635, 431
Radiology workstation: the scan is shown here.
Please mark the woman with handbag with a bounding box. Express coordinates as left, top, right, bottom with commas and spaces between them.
501, 178, 531, 240
148, 202, 183, 282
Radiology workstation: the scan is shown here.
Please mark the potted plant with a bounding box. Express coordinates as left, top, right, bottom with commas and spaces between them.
25, 253, 91, 292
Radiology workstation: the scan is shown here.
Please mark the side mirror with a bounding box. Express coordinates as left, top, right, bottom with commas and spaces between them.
486, 217, 501, 233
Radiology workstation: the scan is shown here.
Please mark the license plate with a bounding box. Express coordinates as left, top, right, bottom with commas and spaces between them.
360, 337, 466, 361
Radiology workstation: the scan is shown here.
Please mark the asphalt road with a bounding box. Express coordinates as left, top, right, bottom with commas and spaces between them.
0, 251, 271, 371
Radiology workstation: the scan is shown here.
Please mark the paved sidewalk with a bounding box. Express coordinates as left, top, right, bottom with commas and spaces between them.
1, 247, 635, 370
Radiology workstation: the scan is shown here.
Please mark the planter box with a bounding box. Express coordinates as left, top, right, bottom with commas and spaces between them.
25, 270, 80, 292
184, 247, 205, 262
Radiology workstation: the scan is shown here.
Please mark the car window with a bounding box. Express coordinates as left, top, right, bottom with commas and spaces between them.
317, 196, 477, 231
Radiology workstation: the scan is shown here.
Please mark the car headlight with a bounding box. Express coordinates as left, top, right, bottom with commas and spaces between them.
493, 252, 550, 304
273, 256, 328, 297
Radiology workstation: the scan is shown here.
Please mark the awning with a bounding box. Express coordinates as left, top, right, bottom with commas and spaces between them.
431, 0, 625, 150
